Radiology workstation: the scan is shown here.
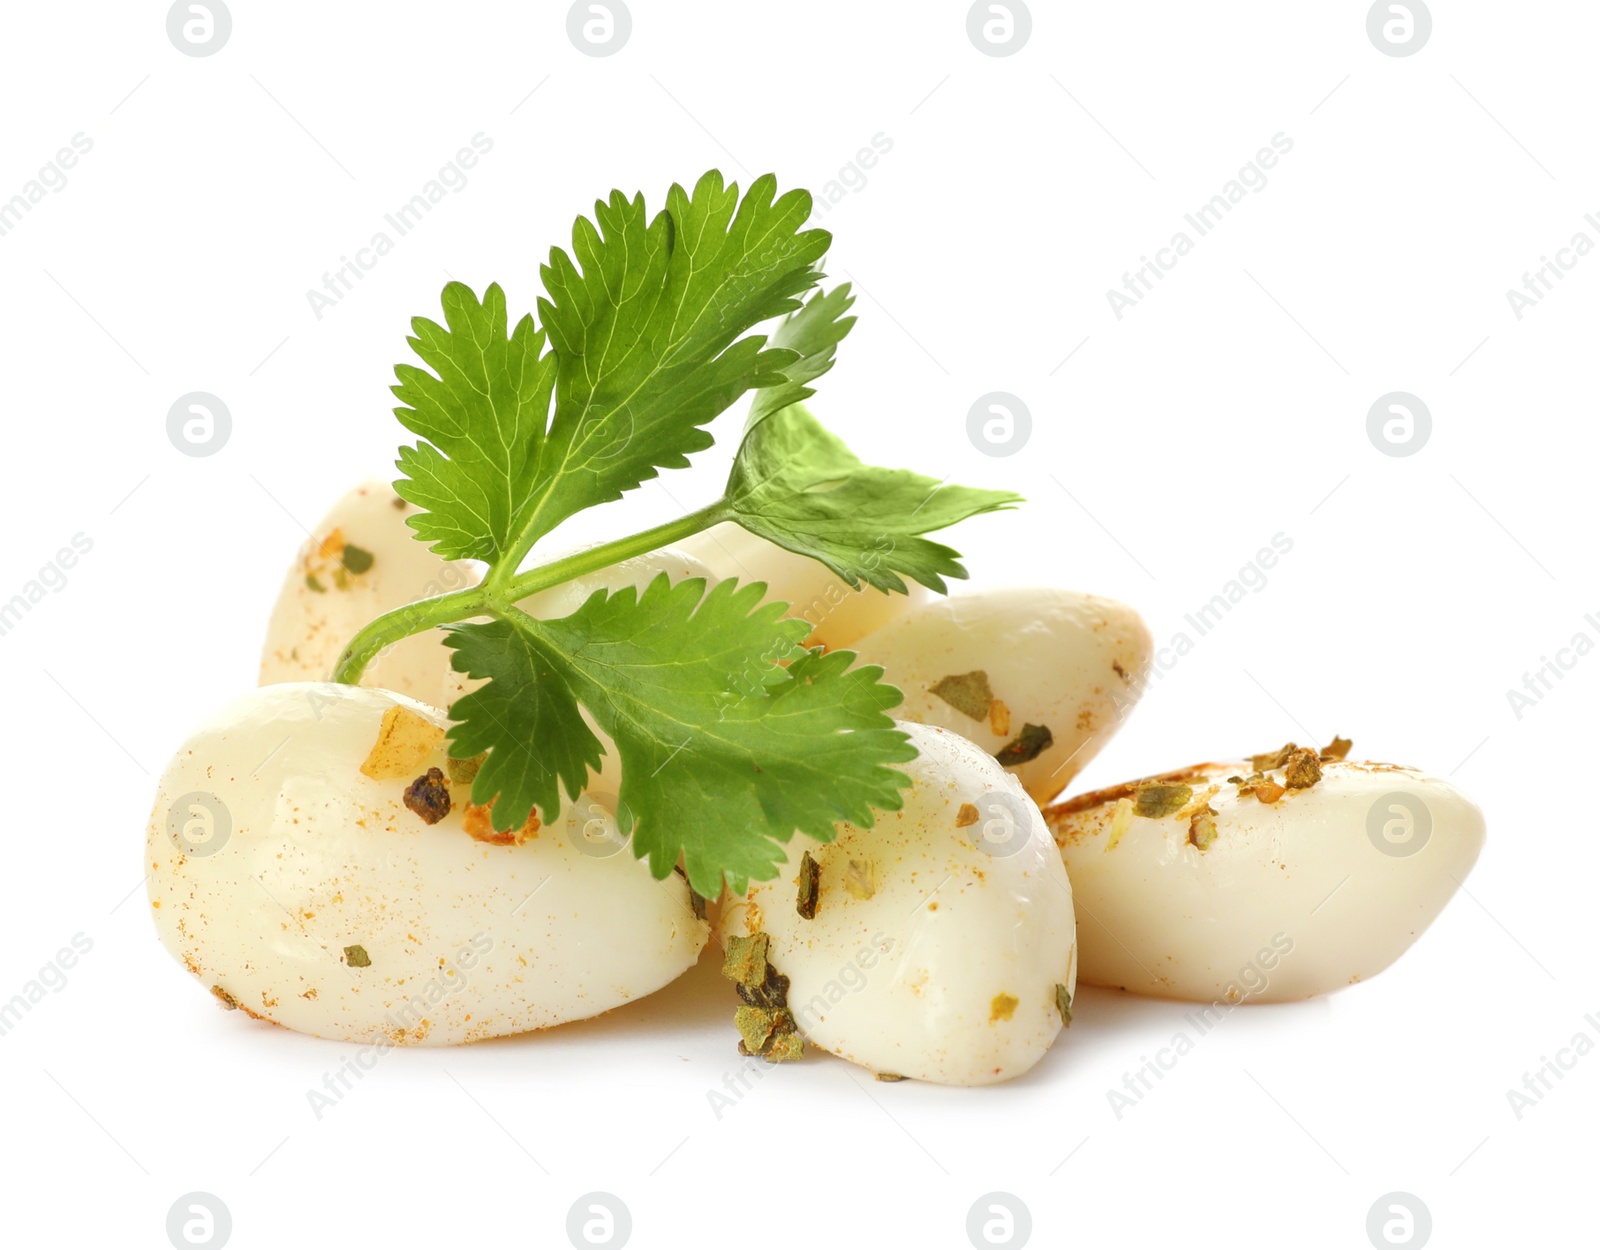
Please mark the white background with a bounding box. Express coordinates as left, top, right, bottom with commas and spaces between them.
1, 2, 1593, 1246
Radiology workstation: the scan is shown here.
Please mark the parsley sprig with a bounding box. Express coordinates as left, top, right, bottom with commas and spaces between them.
332, 171, 1019, 896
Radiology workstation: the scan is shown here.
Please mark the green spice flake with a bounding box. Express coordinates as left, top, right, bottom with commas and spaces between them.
341, 543, 376, 574
734, 1005, 802, 1062
796, 851, 820, 920
721, 932, 770, 988
875, 1071, 906, 1082
734, 1006, 773, 1050
762, 1032, 804, 1063
305, 573, 327, 593
931, 670, 995, 722
734, 1005, 786, 1052
446, 753, 486, 785
995, 723, 1054, 767
1188, 806, 1219, 851
1134, 781, 1192, 819
343, 944, 372, 968
210, 985, 239, 1011
1054, 984, 1073, 1027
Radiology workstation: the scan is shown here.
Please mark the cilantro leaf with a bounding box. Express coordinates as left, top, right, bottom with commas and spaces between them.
442, 619, 605, 829
745, 282, 857, 430
391, 283, 558, 562
519, 171, 831, 551
725, 404, 1023, 594
448, 576, 914, 896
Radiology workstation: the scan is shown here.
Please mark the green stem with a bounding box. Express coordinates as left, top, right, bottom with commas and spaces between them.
330, 500, 731, 686
330, 584, 491, 686
502, 501, 728, 600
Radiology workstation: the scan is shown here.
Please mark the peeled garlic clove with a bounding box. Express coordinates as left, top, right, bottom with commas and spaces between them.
1046, 749, 1486, 1003
675, 522, 927, 650
847, 588, 1152, 805
717, 722, 1077, 1086
259, 479, 477, 707
146, 683, 707, 1044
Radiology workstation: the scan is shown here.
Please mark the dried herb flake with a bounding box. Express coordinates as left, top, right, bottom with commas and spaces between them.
1134, 782, 1192, 818
995, 723, 1053, 767
796, 851, 820, 920
1283, 748, 1322, 790
1250, 742, 1299, 772
1320, 735, 1353, 761
446, 753, 486, 785
721, 932, 771, 988
930, 670, 995, 722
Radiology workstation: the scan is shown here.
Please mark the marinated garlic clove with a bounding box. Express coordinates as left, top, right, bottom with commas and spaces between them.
146, 683, 707, 1045
258, 479, 478, 707
675, 522, 929, 652
1046, 747, 1486, 1003
717, 723, 1077, 1086
847, 588, 1153, 805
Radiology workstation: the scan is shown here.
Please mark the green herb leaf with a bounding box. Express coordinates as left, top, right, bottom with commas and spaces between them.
524, 171, 830, 551
391, 283, 559, 562
443, 620, 607, 825
725, 403, 1022, 594
745, 283, 857, 430
448, 576, 914, 896
351, 173, 1027, 895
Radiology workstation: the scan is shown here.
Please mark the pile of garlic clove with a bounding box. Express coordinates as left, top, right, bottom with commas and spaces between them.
145, 479, 1486, 1084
